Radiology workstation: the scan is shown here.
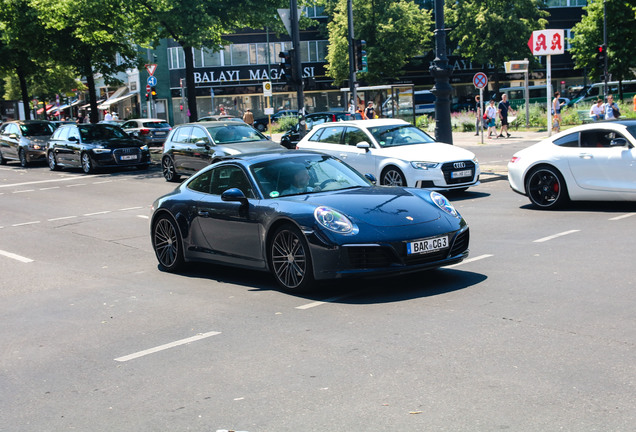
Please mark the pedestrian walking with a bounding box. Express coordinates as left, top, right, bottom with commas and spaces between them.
552, 91, 565, 133
104, 111, 113, 121
242, 108, 254, 126
486, 98, 498, 139
497, 94, 514, 138
603, 94, 620, 120
474, 95, 482, 135
589, 99, 604, 121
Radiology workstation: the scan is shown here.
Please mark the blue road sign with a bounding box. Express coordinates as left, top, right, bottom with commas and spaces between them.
147, 76, 158, 86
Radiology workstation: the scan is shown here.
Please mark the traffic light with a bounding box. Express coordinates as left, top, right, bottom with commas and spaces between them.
354, 39, 368, 73
596, 44, 607, 71
279, 49, 298, 84
150, 86, 157, 101
145, 90, 149, 101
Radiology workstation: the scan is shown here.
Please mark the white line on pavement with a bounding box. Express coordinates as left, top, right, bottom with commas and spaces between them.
83, 211, 111, 216
0, 249, 34, 263
114, 331, 221, 362
444, 254, 494, 269
533, 229, 580, 243
11, 221, 40, 227
137, 215, 149, 219
0, 176, 79, 188
296, 291, 364, 310
39, 186, 60, 191
66, 184, 85, 188
47, 215, 78, 222
119, 206, 143, 211
609, 213, 635, 221
12, 189, 35, 194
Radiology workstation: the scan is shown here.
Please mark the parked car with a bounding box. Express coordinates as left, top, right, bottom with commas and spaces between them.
296, 119, 480, 191
46, 123, 150, 173
508, 120, 636, 209
198, 115, 246, 124
253, 109, 298, 132
280, 111, 361, 149
150, 150, 470, 292
160, 121, 284, 182
121, 118, 172, 146
0, 120, 56, 167
51, 120, 76, 129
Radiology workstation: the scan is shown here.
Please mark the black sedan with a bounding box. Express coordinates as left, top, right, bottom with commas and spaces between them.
0, 120, 55, 167
150, 151, 470, 292
47, 123, 151, 173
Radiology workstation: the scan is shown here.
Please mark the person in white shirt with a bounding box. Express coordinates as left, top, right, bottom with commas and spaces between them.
104, 111, 113, 121
486, 99, 498, 139
589, 99, 604, 121
603, 94, 620, 120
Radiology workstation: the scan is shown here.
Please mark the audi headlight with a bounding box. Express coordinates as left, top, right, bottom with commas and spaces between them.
140, 145, 149, 151
430, 191, 459, 218
411, 161, 439, 170
314, 206, 358, 234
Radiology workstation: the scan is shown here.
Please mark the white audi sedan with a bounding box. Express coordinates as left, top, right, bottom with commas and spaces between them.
296, 119, 480, 191
508, 120, 636, 209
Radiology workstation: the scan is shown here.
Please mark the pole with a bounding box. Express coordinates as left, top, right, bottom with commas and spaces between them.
524, 57, 530, 128
290, 0, 305, 137
603, 0, 608, 99
547, 54, 552, 137
430, 0, 453, 144
479, 87, 484, 144
347, 0, 357, 112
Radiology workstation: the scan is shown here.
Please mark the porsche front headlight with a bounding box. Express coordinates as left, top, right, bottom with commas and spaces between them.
430, 191, 459, 218
314, 206, 358, 234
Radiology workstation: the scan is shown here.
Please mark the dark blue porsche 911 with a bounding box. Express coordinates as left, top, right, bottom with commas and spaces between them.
150, 151, 470, 291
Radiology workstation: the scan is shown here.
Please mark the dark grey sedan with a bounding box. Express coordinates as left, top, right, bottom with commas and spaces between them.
0, 120, 55, 167
161, 121, 284, 182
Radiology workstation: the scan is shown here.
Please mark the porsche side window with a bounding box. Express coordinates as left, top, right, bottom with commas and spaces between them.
581, 130, 617, 148
188, 170, 213, 194
209, 166, 254, 198
553, 133, 579, 147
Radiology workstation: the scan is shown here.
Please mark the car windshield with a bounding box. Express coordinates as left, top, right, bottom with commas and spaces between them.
368, 124, 435, 148
142, 121, 171, 128
207, 124, 267, 144
20, 123, 55, 136
625, 125, 636, 139
79, 124, 129, 142
251, 154, 371, 198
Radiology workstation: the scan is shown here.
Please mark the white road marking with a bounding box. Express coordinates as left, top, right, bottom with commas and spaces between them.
444, 254, 494, 269
0, 249, 34, 263
83, 211, 111, 216
609, 213, 635, 221
296, 291, 363, 310
47, 215, 78, 222
66, 184, 85, 188
93, 180, 113, 184
0, 177, 78, 188
533, 229, 580, 243
11, 221, 40, 227
137, 215, 149, 219
39, 187, 60, 191
114, 331, 221, 362
119, 206, 143, 211
12, 189, 35, 194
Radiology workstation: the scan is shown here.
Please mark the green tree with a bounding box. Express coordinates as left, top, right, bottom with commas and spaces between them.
32, 0, 143, 122
446, 0, 549, 94
570, 0, 636, 99
129, 0, 286, 122
324, 0, 433, 86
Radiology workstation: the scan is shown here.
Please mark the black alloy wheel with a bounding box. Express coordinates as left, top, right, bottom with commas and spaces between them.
0, 150, 6, 165
525, 166, 568, 209
381, 166, 406, 186
19, 148, 29, 168
162, 156, 180, 182
269, 224, 314, 292
152, 215, 184, 272
48, 152, 59, 171
81, 152, 94, 174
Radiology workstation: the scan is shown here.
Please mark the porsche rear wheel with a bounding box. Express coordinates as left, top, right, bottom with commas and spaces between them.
525, 166, 568, 209
269, 224, 315, 292
152, 214, 184, 272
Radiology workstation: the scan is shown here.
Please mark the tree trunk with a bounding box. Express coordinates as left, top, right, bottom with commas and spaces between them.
17, 66, 31, 120
182, 45, 198, 122
82, 54, 99, 124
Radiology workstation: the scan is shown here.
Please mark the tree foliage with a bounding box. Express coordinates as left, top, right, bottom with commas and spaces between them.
127, 0, 287, 121
324, 0, 433, 86
569, 0, 636, 92
446, 0, 549, 93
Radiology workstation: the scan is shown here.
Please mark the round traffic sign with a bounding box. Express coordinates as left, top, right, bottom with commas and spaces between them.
147, 76, 157, 86
473, 72, 488, 89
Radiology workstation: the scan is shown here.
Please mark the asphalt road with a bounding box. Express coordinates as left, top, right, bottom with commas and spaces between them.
1, 148, 634, 432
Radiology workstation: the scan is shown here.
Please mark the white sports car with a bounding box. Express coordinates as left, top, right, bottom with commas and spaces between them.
296, 119, 480, 191
508, 120, 636, 209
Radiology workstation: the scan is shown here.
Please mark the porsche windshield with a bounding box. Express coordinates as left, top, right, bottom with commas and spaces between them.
368, 124, 436, 148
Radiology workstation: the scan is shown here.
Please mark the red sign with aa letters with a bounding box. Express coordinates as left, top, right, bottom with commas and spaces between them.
528, 30, 564, 56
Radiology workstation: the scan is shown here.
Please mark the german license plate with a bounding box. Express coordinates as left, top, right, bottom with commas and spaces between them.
120, 155, 137, 160
406, 235, 448, 255
451, 170, 472, 179
155, 131, 166, 135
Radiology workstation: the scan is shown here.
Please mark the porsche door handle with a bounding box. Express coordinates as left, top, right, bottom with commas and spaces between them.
197, 210, 210, 217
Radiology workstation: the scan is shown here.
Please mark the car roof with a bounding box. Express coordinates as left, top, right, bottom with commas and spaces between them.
311, 118, 410, 127
181, 121, 251, 127
217, 149, 328, 165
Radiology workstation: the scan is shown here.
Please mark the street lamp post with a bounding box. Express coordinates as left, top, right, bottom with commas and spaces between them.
430, 0, 453, 144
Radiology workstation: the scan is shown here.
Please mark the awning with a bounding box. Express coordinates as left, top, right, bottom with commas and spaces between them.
47, 103, 68, 114
81, 99, 105, 109
37, 104, 54, 115
97, 92, 138, 110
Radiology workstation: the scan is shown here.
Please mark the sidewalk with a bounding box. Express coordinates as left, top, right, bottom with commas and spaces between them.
447, 129, 548, 147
